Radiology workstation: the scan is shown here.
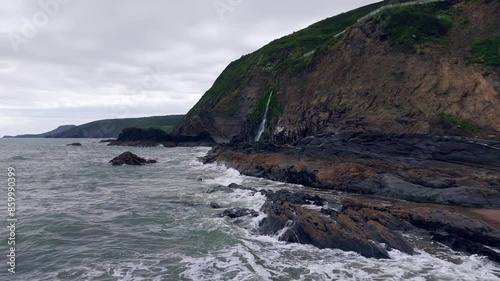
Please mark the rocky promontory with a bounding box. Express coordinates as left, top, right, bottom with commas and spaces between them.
108, 127, 215, 147
204, 132, 500, 208
214, 184, 500, 261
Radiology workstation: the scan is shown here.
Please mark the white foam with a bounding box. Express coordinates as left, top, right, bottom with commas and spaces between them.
301, 203, 324, 211
184, 158, 500, 280
183, 221, 500, 281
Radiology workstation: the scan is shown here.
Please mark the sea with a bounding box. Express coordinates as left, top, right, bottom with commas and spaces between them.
0, 138, 499, 281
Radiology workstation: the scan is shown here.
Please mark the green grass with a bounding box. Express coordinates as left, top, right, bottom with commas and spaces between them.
438, 113, 485, 132
471, 36, 500, 66
54, 115, 185, 138
379, 2, 453, 46
213, 89, 241, 116
186, 0, 421, 117
186, 0, 460, 122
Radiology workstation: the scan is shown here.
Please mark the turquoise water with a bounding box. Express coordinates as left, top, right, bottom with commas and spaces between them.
0, 139, 499, 281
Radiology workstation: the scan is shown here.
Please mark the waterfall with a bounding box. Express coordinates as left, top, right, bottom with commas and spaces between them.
255, 91, 273, 142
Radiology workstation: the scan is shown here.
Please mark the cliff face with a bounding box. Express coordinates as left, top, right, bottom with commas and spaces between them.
173, 0, 500, 144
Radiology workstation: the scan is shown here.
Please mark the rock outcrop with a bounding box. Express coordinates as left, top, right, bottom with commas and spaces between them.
109, 152, 157, 166
204, 132, 500, 208
108, 127, 216, 147
253, 190, 500, 261
66, 143, 82, 146
222, 208, 259, 219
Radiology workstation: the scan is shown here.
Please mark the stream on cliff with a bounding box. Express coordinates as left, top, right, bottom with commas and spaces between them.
0, 139, 499, 281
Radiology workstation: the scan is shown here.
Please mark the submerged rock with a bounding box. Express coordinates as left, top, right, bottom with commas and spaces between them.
207, 183, 261, 194
109, 151, 157, 166
206, 186, 234, 194
221, 208, 259, 219
210, 202, 222, 209
66, 143, 82, 146
432, 232, 500, 263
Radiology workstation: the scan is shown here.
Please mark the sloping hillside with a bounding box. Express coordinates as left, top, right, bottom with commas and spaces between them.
3, 125, 77, 138
173, 0, 500, 143
53, 115, 185, 138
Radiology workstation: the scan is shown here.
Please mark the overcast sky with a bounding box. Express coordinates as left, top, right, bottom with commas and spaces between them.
0, 0, 377, 136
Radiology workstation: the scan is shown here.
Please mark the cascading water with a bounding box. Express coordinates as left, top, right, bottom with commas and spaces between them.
255, 91, 273, 142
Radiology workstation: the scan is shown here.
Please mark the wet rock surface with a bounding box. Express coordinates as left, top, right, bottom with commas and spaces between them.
204, 132, 500, 208
221, 208, 259, 219
210, 202, 222, 209
109, 151, 157, 166
432, 232, 500, 263
206, 186, 234, 194
207, 183, 261, 194
252, 190, 500, 261
66, 143, 82, 146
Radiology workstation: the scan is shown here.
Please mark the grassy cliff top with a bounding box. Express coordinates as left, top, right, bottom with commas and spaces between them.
186, 0, 421, 117
54, 115, 185, 138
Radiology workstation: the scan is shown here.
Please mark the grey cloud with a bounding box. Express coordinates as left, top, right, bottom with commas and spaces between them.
0, 0, 376, 136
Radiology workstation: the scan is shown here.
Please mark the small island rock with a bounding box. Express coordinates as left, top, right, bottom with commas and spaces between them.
66, 143, 82, 146
109, 151, 157, 166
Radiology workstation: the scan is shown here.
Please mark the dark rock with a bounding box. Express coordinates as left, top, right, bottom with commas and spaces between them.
259, 200, 398, 259
107, 141, 161, 147
116, 127, 171, 142
207, 183, 261, 194
255, 191, 500, 261
342, 198, 500, 262
205, 132, 500, 208
109, 151, 157, 166
396, 206, 500, 249
228, 183, 259, 193
210, 202, 222, 209
99, 139, 115, 143
206, 186, 234, 194
266, 190, 324, 206
66, 143, 82, 146
108, 127, 216, 147
256, 191, 413, 259
432, 232, 500, 263
222, 208, 259, 218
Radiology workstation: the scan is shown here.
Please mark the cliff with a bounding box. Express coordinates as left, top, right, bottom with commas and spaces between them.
52, 115, 185, 138
3, 125, 76, 138
173, 0, 500, 144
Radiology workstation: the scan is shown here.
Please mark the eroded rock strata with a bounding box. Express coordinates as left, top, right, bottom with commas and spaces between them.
204, 132, 500, 208
219, 186, 500, 261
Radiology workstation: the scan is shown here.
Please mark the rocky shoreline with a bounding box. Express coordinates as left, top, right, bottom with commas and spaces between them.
107, 127, 215, 147
204, 132, 500, 209
203, 132, 500, 261
108, 129, 500, 262
213, 183, 500, 262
